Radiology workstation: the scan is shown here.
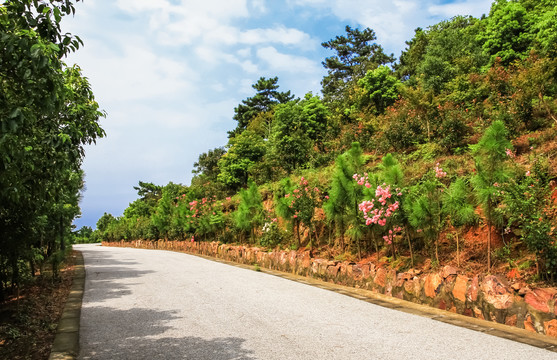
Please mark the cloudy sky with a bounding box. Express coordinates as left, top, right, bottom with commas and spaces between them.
64, 0, 493, 229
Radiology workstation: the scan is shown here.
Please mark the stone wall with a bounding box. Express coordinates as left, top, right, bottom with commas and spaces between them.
103, 240, 557, 338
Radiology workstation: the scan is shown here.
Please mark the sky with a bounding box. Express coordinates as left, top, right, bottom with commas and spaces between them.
63, 0, 494, 229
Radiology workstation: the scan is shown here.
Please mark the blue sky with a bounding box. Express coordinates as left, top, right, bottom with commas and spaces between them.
64, 0, 493, 229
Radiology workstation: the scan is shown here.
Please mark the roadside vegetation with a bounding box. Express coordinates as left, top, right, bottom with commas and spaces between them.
92, 1, 557, 283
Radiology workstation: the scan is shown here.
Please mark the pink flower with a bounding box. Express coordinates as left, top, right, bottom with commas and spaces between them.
525, 170, 531, 176
325, 195, 329, 199
226, 197, 231, 200
505, 148, 515, 158
293, 214, 297, 218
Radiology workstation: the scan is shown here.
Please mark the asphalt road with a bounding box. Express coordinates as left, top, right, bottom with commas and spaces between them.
75, 244, 556, 360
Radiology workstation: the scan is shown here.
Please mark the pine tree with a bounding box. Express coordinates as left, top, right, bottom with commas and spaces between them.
470, 120, 512, 271
235, 180, 263, 243
442, 178, 476, 267
324, 142, 364, 253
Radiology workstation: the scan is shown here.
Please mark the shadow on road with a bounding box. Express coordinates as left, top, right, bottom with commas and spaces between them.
80, 307, 255, 360
81, 248, 155, 303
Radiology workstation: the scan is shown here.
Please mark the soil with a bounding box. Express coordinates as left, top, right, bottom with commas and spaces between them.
0, 251, 76, 360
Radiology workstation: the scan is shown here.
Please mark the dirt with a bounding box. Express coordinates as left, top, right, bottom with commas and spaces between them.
0, 251, 76, 360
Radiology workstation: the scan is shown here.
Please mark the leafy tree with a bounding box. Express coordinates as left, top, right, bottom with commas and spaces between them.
192, 147, 226, 182
0, 0, 104, 298
358, 65, 401, 115
228, 77, 293, 138
470, 120, 512, 271
218, 130, 266, 191
478, 0, 534, 66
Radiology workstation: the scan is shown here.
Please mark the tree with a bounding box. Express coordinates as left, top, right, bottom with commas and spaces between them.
0, 0, 104, 299
478, 0, 534, 66
228, 77, 294, 138
322, 26, 394, 101
470, 120, 512, 271
324, 142, 365, 252
442, 178, 476, 267
192, 147, 226, 181
234, 180, 263, 243
358, 66, 401, 115
217, 130, 266, 191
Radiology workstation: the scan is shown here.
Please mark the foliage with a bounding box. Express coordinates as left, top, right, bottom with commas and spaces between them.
234, 180, 263, 243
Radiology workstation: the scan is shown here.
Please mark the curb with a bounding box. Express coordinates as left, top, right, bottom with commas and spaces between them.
164, 249, 557, 353
49, 250, 85, 360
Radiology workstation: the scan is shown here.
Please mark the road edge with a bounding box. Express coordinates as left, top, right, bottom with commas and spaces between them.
48, 250, 85, 360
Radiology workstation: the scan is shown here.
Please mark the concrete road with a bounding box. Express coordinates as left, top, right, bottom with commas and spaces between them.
75, 244, 556, 360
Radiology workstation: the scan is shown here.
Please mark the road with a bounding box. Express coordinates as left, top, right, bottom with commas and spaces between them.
75, 244, 556, 360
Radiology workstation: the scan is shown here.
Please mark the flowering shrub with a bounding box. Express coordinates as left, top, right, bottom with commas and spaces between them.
356, 173, 404, 256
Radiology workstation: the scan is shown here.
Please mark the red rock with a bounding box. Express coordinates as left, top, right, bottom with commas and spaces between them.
524, 315, 537, 333
480, 275, 513, 309
301, 252, 311, 268
505, 314, 517, 327
441, 265, 458, 279
452, 275, 469, 303
407, 268, 422, 276
327, 264, 340, 277
404, 280, 414, 294
438, 299, 447, 310
374, 268, 387, 287
544, 319, 557, 338
360, 263, 370, 279
288, 250, 297, 267
467, 276, 479, 302
424, 273, 443, 298
524, 288, 557, 313
352, 265, 363, 280
473, 307, 484, 320
449, 306, 457, 313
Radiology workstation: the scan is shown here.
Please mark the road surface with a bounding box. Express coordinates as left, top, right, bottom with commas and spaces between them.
75, 244, 556, 360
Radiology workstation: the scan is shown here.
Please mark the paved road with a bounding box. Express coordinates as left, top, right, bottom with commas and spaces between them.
75, 244, 556, 360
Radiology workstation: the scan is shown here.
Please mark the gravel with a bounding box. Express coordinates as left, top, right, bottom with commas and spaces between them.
75, 244, 557, 360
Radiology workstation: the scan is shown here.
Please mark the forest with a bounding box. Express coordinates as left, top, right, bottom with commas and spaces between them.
90, 0, 557, 282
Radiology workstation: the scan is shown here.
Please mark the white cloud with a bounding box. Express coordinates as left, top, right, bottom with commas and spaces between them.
288, 0, 492, 55
257, 46, 320, 73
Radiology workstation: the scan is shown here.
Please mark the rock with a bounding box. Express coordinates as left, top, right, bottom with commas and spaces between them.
524, 288, 557, 313
404, 280, 414, 295
524, 315, 537, 333
352, 265, 363, 280
441, 265, 458, 279
424, 273, 443, 298
505, 314, 517, 327
473, 307, 484, 320
360, 263, 370, 279
452, 275, 469, 303
544, 319, 557, 338
480, 275, 514, 309
374, 267, 387, 287
467, 276, 479, 302
326, 263, 340, 277
301, 251, 311, 268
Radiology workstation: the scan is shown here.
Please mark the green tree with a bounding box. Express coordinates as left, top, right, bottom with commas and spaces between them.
358, 65, 401, 115
228, 77, 293, 138
442, 178, 477, 267
324, 142, 365, 252
234, 180, 263, 243
192, 147, 226, 182
218, 130, 266, 190
322, 26, 394, 101
470, 120, 512, 271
